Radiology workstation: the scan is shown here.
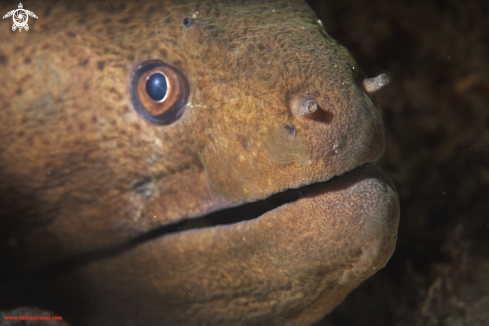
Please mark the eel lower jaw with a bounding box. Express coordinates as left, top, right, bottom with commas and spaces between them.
4, 163, 399, 326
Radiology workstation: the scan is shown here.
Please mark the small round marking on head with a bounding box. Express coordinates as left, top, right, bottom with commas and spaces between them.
182, 16, 194, 28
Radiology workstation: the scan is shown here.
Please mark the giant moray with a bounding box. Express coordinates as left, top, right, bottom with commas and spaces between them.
0, 0, 399, 325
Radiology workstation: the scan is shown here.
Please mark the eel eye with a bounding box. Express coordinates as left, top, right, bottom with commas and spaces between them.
131, 60, 189, 125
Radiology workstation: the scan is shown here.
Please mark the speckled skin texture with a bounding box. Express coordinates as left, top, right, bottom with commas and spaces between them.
0, 0, 398, 325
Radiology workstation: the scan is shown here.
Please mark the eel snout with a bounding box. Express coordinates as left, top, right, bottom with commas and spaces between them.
34, 163, 399, 326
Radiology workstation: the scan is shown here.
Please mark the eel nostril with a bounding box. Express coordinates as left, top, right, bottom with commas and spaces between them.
305, 100, 318, 114
289, 94, 334, 124
363, 74, 390, 95
291, 96, 318, 116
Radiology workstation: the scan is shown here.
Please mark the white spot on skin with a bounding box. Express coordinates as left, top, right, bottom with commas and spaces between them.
332, 144, 339, 154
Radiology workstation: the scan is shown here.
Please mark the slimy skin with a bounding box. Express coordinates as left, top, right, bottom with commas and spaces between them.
0, 0, 398, 325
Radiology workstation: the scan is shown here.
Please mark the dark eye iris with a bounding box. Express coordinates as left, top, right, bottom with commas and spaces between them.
146, 73, 168, 102
131, 60, 189, 125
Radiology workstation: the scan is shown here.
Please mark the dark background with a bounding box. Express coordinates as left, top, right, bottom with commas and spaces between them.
306, 0, 489, 325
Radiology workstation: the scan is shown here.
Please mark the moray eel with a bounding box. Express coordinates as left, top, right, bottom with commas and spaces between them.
0, 0, 399, 325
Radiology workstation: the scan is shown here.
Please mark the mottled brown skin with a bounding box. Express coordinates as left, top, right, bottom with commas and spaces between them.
0, 0, 399, 325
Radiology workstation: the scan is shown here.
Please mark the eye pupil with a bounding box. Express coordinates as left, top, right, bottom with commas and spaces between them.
145, 73, 168, 102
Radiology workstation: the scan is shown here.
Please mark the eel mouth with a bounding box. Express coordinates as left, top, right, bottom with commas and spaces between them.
33, 167, 348, 277
4, 163, 399, 317
23, 163, 391, 282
